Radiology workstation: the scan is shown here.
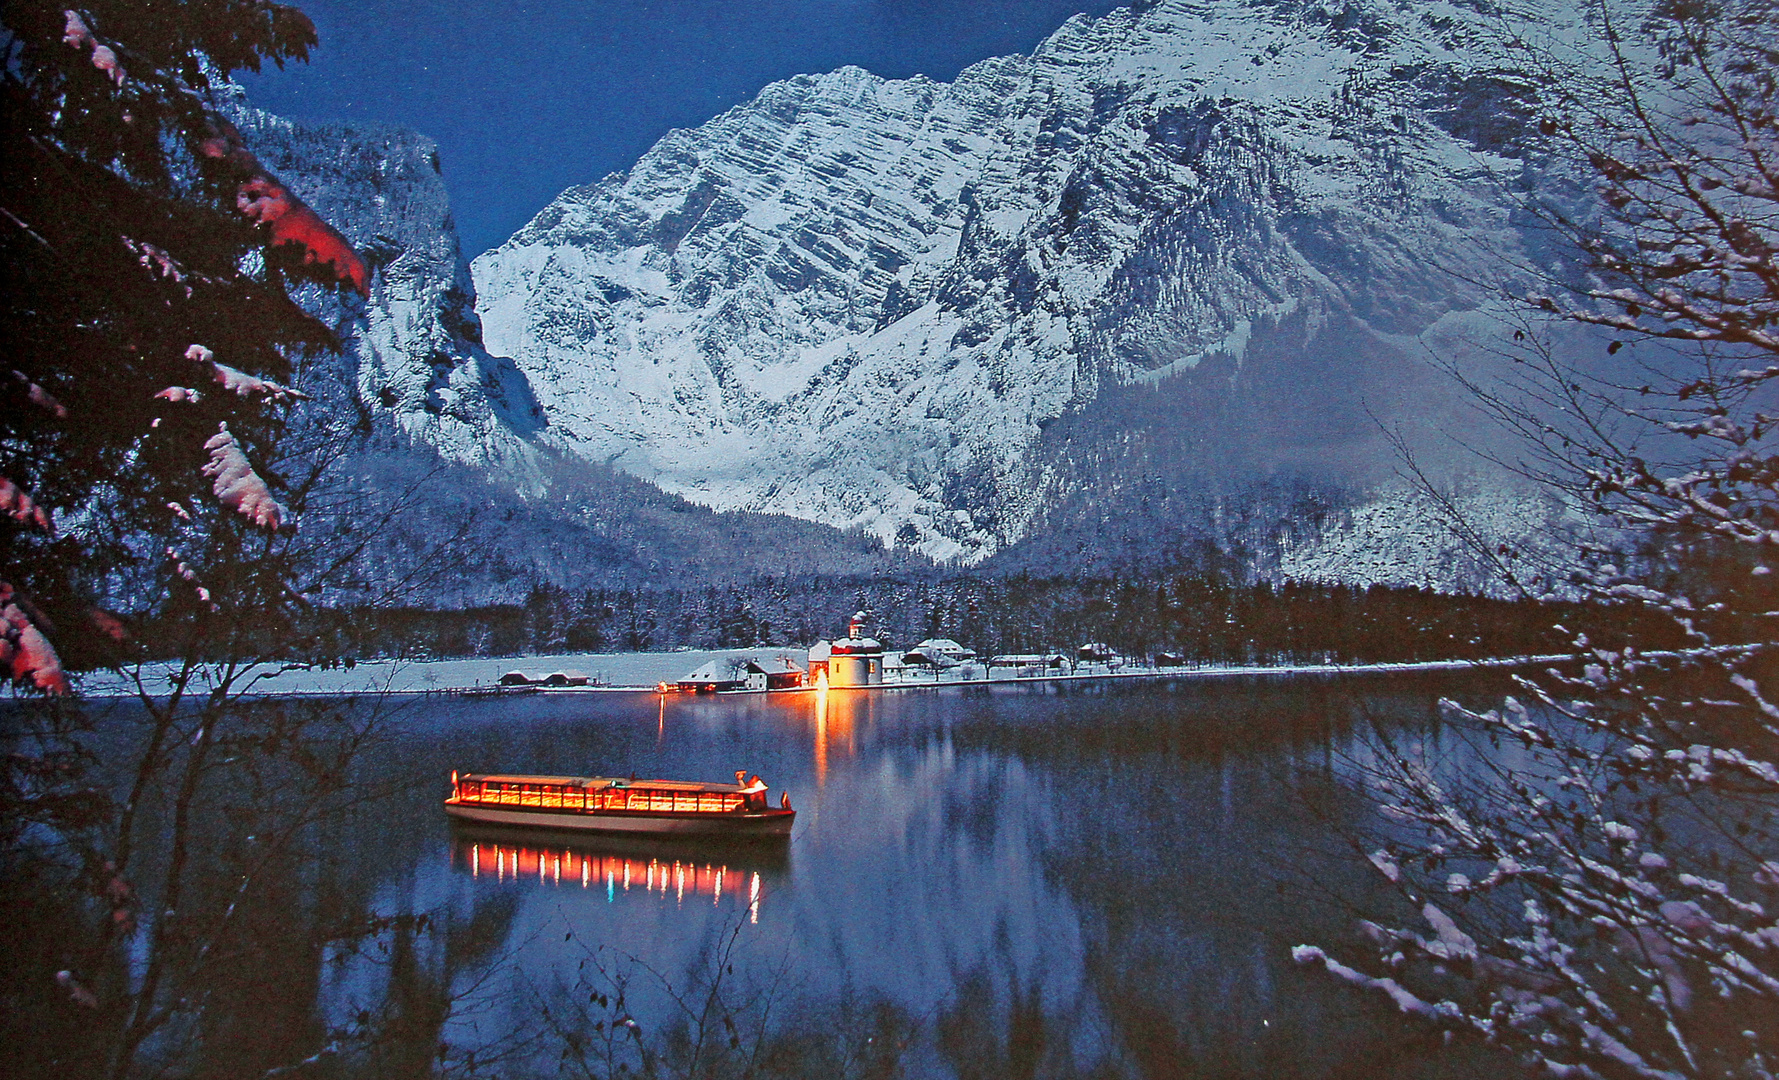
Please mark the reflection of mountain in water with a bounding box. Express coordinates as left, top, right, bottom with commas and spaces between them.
998, 679, 1508, 1078
448, 825, 786, 921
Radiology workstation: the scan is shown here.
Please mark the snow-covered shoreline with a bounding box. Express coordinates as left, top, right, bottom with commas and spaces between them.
70, 649, 1575, 700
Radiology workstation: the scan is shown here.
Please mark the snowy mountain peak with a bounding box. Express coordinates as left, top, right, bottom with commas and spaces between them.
472, 0, 1580, 563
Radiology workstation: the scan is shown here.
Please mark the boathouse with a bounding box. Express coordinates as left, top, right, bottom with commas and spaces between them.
744, 656, 805, 691
676, 659, 747, 693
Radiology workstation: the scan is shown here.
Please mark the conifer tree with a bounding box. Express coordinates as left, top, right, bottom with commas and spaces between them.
1, 0, 365, 691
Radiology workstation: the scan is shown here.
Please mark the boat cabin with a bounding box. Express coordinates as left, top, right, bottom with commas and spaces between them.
452, 773, 770, 814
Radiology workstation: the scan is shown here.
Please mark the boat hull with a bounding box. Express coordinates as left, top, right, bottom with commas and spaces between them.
444, 800, 794, 838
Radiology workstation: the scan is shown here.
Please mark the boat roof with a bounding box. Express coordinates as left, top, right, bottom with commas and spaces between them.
460, 773, 758, 793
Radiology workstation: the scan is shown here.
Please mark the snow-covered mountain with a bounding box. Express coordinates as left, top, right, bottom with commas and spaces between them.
226, 102, 930, 597
472, 0, 1574, 566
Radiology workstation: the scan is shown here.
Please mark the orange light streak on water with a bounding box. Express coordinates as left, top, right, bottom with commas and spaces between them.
457, 842, 764, 913
814, 687, 828, 785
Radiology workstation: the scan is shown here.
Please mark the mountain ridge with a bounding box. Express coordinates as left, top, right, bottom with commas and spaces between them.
470, 0, 1576, 566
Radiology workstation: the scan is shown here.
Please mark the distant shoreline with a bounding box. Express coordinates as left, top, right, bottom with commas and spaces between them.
71, 650, 1579, 700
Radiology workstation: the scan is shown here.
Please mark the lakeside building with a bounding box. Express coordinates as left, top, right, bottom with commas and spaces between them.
744, 656, 806, 691
499, 669, 591, 686
677, 659, 747, 693
1077, 643, 1123, 666
823, 611, 884, 687
678, 656, 806, 693
988, 653, 1071, 676
904, 638, 976, 668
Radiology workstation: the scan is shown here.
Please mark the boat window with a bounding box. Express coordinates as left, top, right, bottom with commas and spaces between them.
542, 785, 562, 809
521, 784, 541, 807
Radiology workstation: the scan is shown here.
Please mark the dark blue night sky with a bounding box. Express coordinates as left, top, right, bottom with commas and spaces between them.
244, 1, 1123, 256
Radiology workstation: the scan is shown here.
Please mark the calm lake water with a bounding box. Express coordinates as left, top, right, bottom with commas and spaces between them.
77, 672, 1521, 1079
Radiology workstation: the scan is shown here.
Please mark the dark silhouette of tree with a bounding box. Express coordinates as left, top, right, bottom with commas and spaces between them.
0, 4, 399, 1078
2, 0, 365, 691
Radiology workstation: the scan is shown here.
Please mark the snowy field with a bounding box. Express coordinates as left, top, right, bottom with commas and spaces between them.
71, 648, 1575, 698
71, 648, 790, 698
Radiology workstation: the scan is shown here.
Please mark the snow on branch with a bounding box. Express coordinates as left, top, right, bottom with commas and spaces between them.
164, 548, 217, 610
120, 237, 221, 299
196, 118, 368, 294
62, 9, 125, 86
1, 586, 69, 694
1292, 946, 1467, 1024
0, 477, 54, 533
184, 344, 306, 403
88, 608, 126, 642
200, 423, 289, 531
11, 370, 67, 418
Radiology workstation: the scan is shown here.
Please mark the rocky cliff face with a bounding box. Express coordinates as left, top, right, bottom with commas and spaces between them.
471, 0, 1573, 567
228, 104, 548, 481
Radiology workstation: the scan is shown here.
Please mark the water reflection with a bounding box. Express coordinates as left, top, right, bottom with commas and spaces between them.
33, 673, 1527, 1079
809, 685, 864, 784
448, 825, 787, 923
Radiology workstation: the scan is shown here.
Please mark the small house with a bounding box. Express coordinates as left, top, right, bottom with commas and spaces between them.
989, 653, 1071, 674
910, 638, 976, 664
744, 656, 805, 691
1077, 642, 1123, 665
676, 659, 748, 693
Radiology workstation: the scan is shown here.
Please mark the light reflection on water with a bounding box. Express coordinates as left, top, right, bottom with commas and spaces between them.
449, 827, 781, 923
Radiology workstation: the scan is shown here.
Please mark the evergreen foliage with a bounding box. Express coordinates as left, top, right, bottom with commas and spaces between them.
1, 0, 365, 684
259, 574, 1677, 668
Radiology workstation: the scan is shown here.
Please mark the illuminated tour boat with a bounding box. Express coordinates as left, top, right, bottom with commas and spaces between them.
444, 770, 795, 837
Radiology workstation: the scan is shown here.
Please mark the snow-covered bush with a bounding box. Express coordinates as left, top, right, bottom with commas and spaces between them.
1297, 1, 1779, 1075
